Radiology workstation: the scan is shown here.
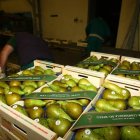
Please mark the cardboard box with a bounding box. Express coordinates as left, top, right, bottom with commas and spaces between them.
75, 52, 120, 77
64, 77, 140, 140
0, 102, 57, 140
110, 56, 140, 86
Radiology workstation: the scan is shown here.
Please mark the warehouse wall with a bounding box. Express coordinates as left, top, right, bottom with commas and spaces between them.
116, 0, 140, 51
0, 0, 139, 50
40, 0, 88, 42
0, 0, 31, 13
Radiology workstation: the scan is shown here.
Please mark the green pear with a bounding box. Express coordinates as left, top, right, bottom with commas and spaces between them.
0, 87, 5, 95
26, 106, 44, 119
22, 70, 33, 76
75, 128, 105, 140
5, 93, 21, 106
71, 86, 83, 92
78, 99, 90, 106
94, 99, 120, 112
44, 69, 55, 75
11, 104, 28, 116
46, 103, 73, 122
98, 68, 110, 76
128, 96, 140, 109
22, 81, 38, 89
22, 85, 35, 95
41, 86, 54, 93
102, 89, 124, 100
9, 80, 21, 87
0, 81, 9, 89
93, 126, 120, 140
24, 99, 46, 108
34, 66, 45, 73
37, 81, 46, 87
0, 94, 6, 104
10, 86, 24, 95
65, 79, 77, 88
120, 126, 140, 140
35, 118, 49, 129
57, 101, 83, 120
47, 117, 72, 137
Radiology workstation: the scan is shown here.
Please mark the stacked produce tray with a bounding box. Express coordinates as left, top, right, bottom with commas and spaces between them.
73, 51, 120, 78
0, 63, 104, 139
110, 56, 140, 86
64, 76, 140, 140
0, 60, 64, 140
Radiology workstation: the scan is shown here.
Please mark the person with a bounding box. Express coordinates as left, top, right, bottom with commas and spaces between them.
0, 32, 54, 72
85, 17, 111, 53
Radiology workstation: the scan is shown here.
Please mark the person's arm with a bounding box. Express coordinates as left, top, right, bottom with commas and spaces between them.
0, 44, 14, 71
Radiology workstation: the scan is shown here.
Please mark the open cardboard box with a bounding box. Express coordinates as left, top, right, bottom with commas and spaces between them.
64, 76, 140, 140
74, 51, 121, 78
110, 56, 140, 86
0, 102, 57, 140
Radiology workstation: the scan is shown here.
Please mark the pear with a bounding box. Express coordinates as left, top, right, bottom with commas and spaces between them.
120, 88, 131, 100
46, 103, 73, 122
65, 79, 77, 88
35, 118, 49, 129
128, 96, 140, 109
131, 62, 140, 70
11, 104, 28, 116
78, 78, 92, 86
121, 60, 131, 69
9, 80, 21, 87
0, 87, 5, 95
10, 86, 24, 95
120, 126, 140, 140
44, 69, 55, 75
37, 81, 46, 87
47, 117, 71, 137
34, 66, 45, 73
33, 70, 43, 75
75, 128, 105, 140
0, 94, 6, 104
71, 86, 83, 92
57, 101, 83, 120
98, 68, 110, 76
22, 85, 35, 95
24, 99, 46, 108
93, 126, 120, 140
102, 82, 122, 94
0, 81, 9, 89
88, 65, 101, 70
94, 99, 120, 112
22, 70, 33, 76
102, 89, 124, 100
107, 99, 127, 110
78, 99, 90, 106
5, 93, 21, 106
41, 86, 54, 93
22, 81, 38, 89
26, 106, 44, 119
103, 65, 112, 72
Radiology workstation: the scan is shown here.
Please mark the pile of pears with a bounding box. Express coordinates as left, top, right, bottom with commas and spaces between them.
76, 55, 119, 76
9, 65, 56, 76
93, 81, 140, 112
40, 74, 98, 93
0, 66, 57, 105
74, 125, 140, 140
116, 60, 140, 80
0, 73, 98, 137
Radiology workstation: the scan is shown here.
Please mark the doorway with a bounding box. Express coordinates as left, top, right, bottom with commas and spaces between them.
88, 0, 122, 47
